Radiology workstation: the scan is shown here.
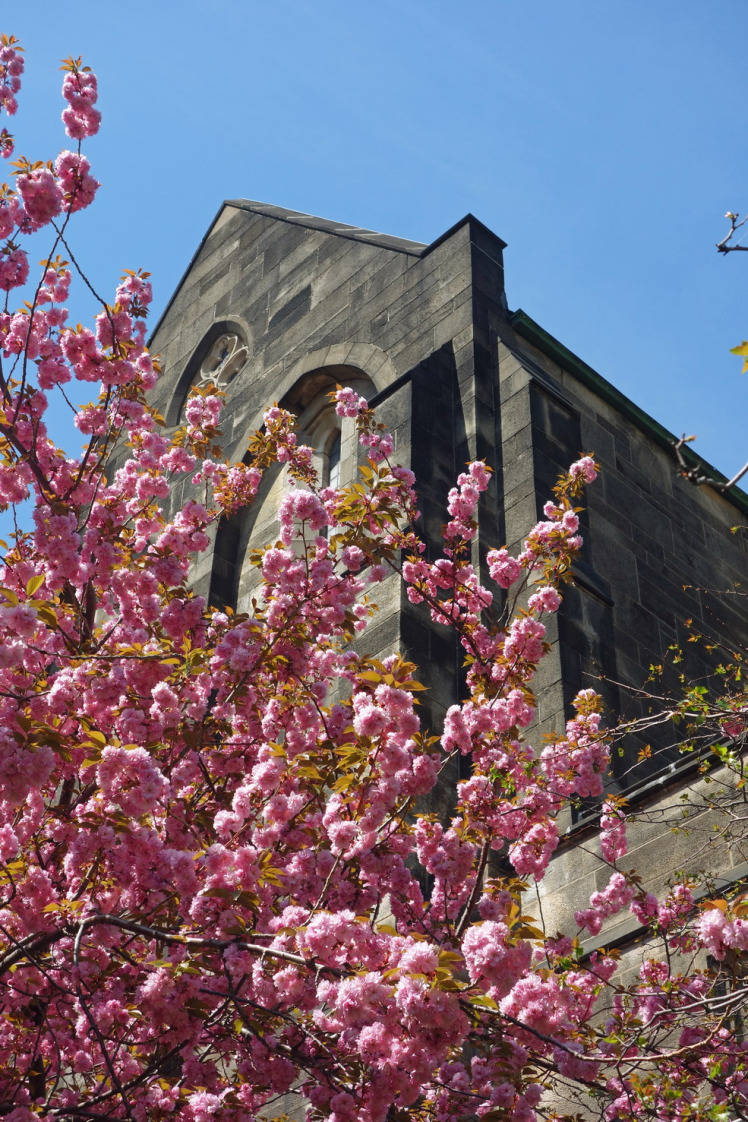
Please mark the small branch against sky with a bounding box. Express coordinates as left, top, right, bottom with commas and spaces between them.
671, 212, 748, 495
672, 433, 748, 494
716, 211, 748, 254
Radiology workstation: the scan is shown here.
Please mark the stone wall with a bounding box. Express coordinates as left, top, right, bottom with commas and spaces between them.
496, 311, 747, 934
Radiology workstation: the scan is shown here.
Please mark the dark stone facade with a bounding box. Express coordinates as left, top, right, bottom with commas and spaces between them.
149, 200, 748, 934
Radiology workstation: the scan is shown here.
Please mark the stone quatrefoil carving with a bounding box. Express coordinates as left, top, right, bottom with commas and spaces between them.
197, 333, 249, 389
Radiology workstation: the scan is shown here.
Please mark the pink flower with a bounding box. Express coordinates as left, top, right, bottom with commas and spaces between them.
696, 908, 730, 959
97, 745, 170, 817
575, 871, 636, 934
569, 455, 598, 483
504, 616, 546, 664
599, 799, 627, 862
0, 194, 20, 238
508, 818, 559, 879
184, 394, 222, 429
527, 585, 562, 614
462, 920, 532, 996
441, 705, 472, 753
0, 41, 23, 119
17, 166, 62, 228
334, 386, 367, 417
352, 696, 387, 738
187, 1091, 224, 1121
0, 245, 28, 291
61, 66, 101, 138
55, 150, 99, 212
487, 547, 522, 589
278, 489, 328, 542
399, 941, 439, 975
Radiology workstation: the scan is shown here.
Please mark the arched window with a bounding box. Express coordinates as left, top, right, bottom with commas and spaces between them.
168, 321, 251, 426
206, 366, 375, 614
198, 333, 248, 390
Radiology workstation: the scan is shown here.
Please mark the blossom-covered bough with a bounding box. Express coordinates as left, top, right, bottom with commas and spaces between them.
0, 36, 746, 1122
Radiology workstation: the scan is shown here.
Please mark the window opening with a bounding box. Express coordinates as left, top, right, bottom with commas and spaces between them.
208, 513, 241, 611
327, 430, 342, 491
198, 333, 248, 390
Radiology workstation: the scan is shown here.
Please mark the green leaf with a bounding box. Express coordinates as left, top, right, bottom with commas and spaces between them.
34, 604, 58, 627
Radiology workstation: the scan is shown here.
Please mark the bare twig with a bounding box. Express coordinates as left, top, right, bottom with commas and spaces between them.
717, 211, 748, 254
672, 434, 748, 493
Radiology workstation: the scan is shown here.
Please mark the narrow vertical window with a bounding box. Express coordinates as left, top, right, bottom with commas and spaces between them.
327, 430, 341, 490
208, 513, 241, 611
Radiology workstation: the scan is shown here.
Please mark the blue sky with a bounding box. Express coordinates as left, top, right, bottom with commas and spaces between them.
6, 0, 747, 482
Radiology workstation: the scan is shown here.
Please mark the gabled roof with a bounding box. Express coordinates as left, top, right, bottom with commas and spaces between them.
149, 199, 432, 343
225, 199, 428, 257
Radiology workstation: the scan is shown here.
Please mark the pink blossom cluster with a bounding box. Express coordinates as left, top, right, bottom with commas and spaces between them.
599, 798, 627, 862
487, 546, 522, 588
16, 165, 62, 228
444, 460, 492, 542
403, 463, 495, 633
695, 905, 748, 960
0, 38, 22, 120
38, 262, 70, 305
526, 584, 561, 613
55, 148, 99, 211
15, 150, 98, 232
415, 817, 476, 919
508, 818, 560, 880
278, 487, 328, 541
184, 393, 223, 431
570, 455, 598, 482
520, 503, 584, 572
358, 427, 394, 463
0, 242, 27, 290
96, 745, 170, 818
652, 882, 695, 935
61, 63, 100, 138
0, 190, 20, 238
334, 385, 368, 417
575, 871, 636, 935
541, 691, 609, 799
208, 461, 262, 514
462, 920, 532, 996
403, 463, 608, 889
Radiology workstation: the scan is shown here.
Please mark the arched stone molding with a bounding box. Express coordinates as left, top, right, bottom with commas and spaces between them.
249, 342, 393, 420
285, 342, 397, 394
166, 316, 253, 426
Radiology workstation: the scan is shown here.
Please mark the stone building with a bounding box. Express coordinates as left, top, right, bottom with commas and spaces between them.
148, 200, 748, 950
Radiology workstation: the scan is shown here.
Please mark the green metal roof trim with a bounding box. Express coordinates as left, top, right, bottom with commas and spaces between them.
510, 309, 748, 517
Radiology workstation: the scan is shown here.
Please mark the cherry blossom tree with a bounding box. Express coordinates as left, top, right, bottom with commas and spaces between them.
0, 37, 746, 1122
